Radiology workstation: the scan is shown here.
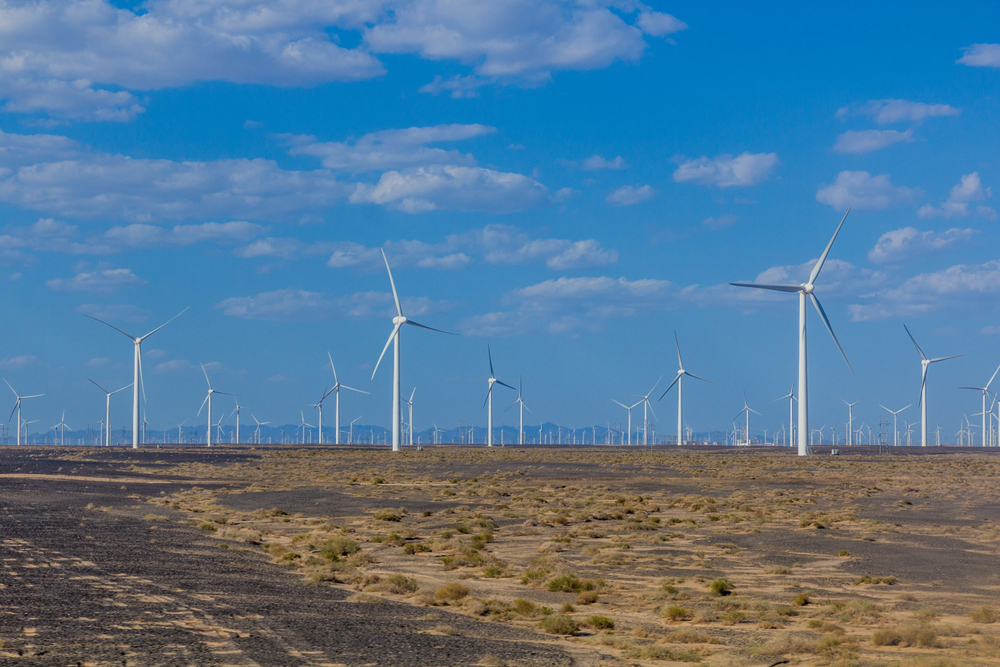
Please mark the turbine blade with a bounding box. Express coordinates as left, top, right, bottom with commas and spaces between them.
749, 407, 762, 415
810, 294, 853, 373
201, 363, 212, 389
7, 400, 16, 424
197, 393, 209, 416
988, 363, 1000, 390
84, 315, 135, 340
372, 323, 402, 380
138, 349, 147, 404
488, 344, 494, 378
496, 380, 516, 391
381, 248, 403, 317
919, 366, 927, 407
328, 351, 339, 386
646, 400, 657, 421
648, 376, 662, 396
658, 374, 680, 400
523, 403, 532, 413
612, 399, 628, 409
674, 331, 683, 369
729, 282, 802, 293
483, 384, 493, 408
321, 386, 336, 401
340, 385, 370, 395
89, 378, 109, 394
903, 324, 928, 361
138, 307, 189, 342
958, 386, 987, 391
685, 371, 715, 385
21, 394, 43, 399
409, 387, 416, 402
405, 320, 457, 335
505, 399, 518, 412
929, 354, 963, 363
808, 208, 850, 284
2, 378, 15, 397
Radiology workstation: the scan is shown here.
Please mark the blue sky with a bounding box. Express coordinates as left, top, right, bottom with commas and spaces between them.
1, 0, 999, 443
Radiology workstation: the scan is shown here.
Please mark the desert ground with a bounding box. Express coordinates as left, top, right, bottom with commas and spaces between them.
3, 445, 1000, 667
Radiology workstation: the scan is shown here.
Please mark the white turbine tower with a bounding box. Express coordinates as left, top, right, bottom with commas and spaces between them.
328, 353, 368, 445
296, 410, 314, 445
197, 364, 228, 447
85, 308, 187, 449
403, 388, 415, 446
350, 416, 362, 445
484, 346, 515, 447
880, 404, 910, 447
774, 387, 796, 446
251, 415, 269, 445
734, 392, 760, 446
372, 249, 454, 451
313, 387, 333, 445
89, 379, 131, 447
959, 363, 1000, 447
51, 411, 72, 446
506, 376, 532, 446
843, 400, 858, 446
731, 210, 853, 456
612, 399, 641, 445
4, 380, 43, 447
903, 325, 961, 448
634, 378, 661, 447
231, 398, 245, 445
659, 332, 714, 446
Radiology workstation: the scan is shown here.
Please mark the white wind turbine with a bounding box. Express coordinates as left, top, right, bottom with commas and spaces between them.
51, 410, 72, 446
843, 400, 858, 446
85, 308, 187, 449
231, 398, 245, 445
960, 363, 1000, 447
505, 376, 532, 446
327, 352, 368, 445
880, 404, 910, 447
484, 346, 515, 447
403, 388, 415, 446
612, 399, 642, 445
4, 379, 43, 447
731, 209, 853, 456
251, 415, 269, 445
634, 378, 661, 447
197, 364, 229, 447
89, 379, 131, 447
372, 249, 455, 451
904, 324, 962, 447
659, 333, 714, 446
350, 416, 363, 445
774, 386, 796, 446
296, 410, 314, 445
313, 387, 333, 445
734, 392, 760, 446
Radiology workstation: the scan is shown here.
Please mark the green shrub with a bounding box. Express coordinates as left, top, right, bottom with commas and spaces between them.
663, 605, 690, 622
577, 590, 599, 605
320, 536, 359, 560
374, 574, 419, 594
792, 593, 810, 606
435, 583, 469, 602
709, 579, 732, 596
547, 575, 582, 592
374, 507, 405, 521
520, 568, 548, 585
512, 598, 537, 617
483, 566, 506, 578
539, 615, 580, 636
586, 615, 615, 630
402, 542, 431, 555
871, 628, 901, 646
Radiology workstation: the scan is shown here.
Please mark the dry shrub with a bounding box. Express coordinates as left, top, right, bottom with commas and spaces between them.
435, 583, 469, 602
143, 514, 168, 522
577, 590, 599, 605
429, 624, 457, 636
346, 593, 381, 603
216, 527, 261, 543
370, 574, 419, 595
621, 644, 701, 662
663, 605, 691, 622
374, 507, 406, 521
320, 536, 359, 559
539, 615, 580, 636
662, 628, 724, 645
511, 598, 538, 617
872, 625, 938, 648
972, 606, 999, 624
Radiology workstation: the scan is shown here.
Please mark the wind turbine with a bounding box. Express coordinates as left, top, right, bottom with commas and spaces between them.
231, 397, 245, 445
4, 379, 43, 447
731, 209, 853, 456
506, 376, 532, 446
734, 392, 760, 446
483, 346, 515, 447
959, 363, 1000, 448
372, 249, 455, 451
403, 388, 415, 446
175, 419, 187, 445
880, 404, 910, 447
327, 353, 368, 445
350, 416, 363, 445
296, 410, 314, 445
51, 410, 71, 446
89, 379, 132, 447
843, 400, 858, 446
313, 387, 333, 445
612, 399, 642, 445
903, 324, 962, 447
251, 415, 269, 445
659, 332, 714, 446
197, 364, 229, 447
774, 386, 796, 446
634, 378, 661, 447
85, 308, 187, 449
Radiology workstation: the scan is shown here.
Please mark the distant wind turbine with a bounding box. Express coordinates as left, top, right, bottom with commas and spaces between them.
959, 366, 1000, 448
403, 388, 415, 446
372, 249, 455, 451
4, 379, 43, 447
483, 346, 515, 447
659, 332, 714, 446
904, 324, 962, 447
612, 399, 642, 446
296, 410, 314, 445
197, 364, 229, 447
328, 353, 368, 445
880, 404, 910, 447
251, 415, 269, 445
51, 410, 72, 446
634, 378, 661, 447
89, 379, 131, 447
85, 308, 187, 448
731, 209, 853, 456
843, 400, 858, 446
774, 386, 796, 446
734, 392, 760, 446
506, 376, 532, 446
230, 397, 245, 445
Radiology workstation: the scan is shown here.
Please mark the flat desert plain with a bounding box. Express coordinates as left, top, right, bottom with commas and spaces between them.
3, 446, 1000, 667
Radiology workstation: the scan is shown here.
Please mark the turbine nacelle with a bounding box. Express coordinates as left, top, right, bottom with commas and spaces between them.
802, 282, 814, 294
393, 315, 407, 326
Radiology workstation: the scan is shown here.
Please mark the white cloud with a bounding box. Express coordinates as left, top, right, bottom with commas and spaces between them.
582, 155, 626, 170
702, 215, 738, 229
0, 355, 38, 369
673, 152, 778, 187
816, 171, 919, 211
103, 221, 266, 247
47, 267, 143, 292
418, 75, 490, 98
836, 99, 961, 124
958, 44, 1000, 68
868, 227, 978, 264
606, 184, 655, 206
545, 239, 618, 270
833, 128, 914, 154
76, 303, 148, 323
86, 357, 111, 366
154, 359, 193, 374
636, 11, 687, 37
917, 172, 994, 219
215, 287, 450, 321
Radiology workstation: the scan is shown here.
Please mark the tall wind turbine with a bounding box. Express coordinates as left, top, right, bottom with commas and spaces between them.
403, 388, 415, 446
51, 411, 71, 446
774, 386, 796, 446
904, 324, 962, 447
612, 399, 641, 445
734, 392, 760, 446
880, 404, 910, 447
506, 376, 532, 445
5, 379, 43, 447
731, 210, 853, 456
843, 400, 858, 446
89, 379, 131, 447
251, 415, 269, 445
328, 353, 368, 445
197, 364, 228, 447
230, 398, 245, 445
960, 363, 1000, 447
350, 415, 363, 445
313, 387, 333, 445
659, 333, 714, 446
484, 346, 515, 447
85, 308, 187, 449
372, 249, 455, 451
634, 378, 661, 447
296, 410, 314, 445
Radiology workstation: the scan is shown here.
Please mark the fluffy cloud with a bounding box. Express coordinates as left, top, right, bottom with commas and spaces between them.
418, 75, 490, 98
917, 172, 995, 220
673, 153, 778, 188
47, 267, 144, 292
606, 184, 655, 206
582, 155, 626, 170
958, 44, 1000, 68
868, 227, 978, 264
849, 260, 1000, 321
833, 129, 914, 154
836, 99, 960, 124
702, 215, 738, 229
0, 355, 38, 369
215, 288, 449, 321
816, 171, 919, 211
103, 221, 266, 247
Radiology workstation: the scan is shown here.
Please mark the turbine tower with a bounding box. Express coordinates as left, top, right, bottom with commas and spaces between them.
506, 376, 532, 446
89, 379, 131, 447
403, 388, 415, 446
659, 332, 714, 446
731, 210, 853, 456
231, 397, 245, 445
843, 400, 858, 446
197, 364, 228, 447
5, 380, 43, 447
734, 392, 760, 446
328, 353, 368, 445
774, 387, 796, 446
904, 324, 962, 447
251, 415, 269, 445
612, 399, 642, 445
959, 363, 1000, 447
51, 411, 72, 446
483, 346, 515, 447
313, 387, 333, 445
372, 249, 454, 451
880, 404, 910, 447
85, 308, 187, 449
636, 378, 661, 446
